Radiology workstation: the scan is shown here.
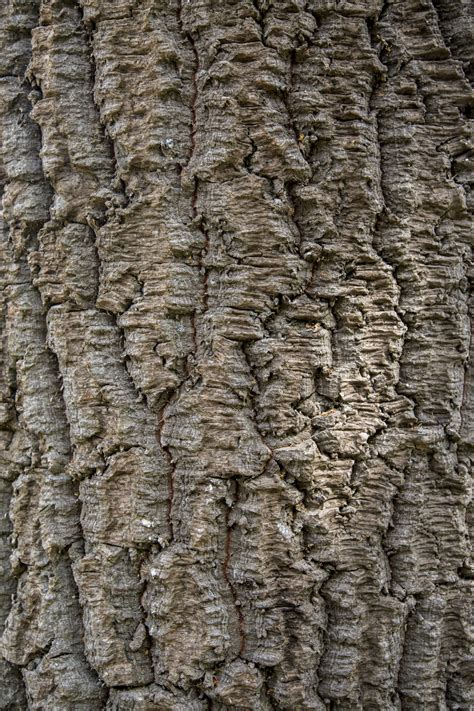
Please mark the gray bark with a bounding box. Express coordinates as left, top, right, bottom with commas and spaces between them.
0, 0, 473, 708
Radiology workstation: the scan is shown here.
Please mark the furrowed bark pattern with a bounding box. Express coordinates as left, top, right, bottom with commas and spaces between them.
1, 3, 108, 708
0, 1, 472, 710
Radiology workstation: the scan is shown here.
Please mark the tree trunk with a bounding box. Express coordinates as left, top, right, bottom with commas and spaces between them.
0, 0, 472, 708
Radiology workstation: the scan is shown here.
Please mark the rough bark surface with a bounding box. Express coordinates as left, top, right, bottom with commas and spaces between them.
0, 0, 473, 709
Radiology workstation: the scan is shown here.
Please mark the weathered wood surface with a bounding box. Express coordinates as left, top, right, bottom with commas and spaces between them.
0, 0, 472, 708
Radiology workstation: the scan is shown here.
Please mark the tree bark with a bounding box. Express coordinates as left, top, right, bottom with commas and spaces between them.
0, 0, 472, 709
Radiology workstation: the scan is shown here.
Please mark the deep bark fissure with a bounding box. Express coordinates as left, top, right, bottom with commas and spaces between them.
177, 0, 210, 340
223, 482, 246, 658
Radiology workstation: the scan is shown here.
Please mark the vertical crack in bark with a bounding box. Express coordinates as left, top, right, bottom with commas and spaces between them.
157, 400, 175, 542
365, 7, 417, 703
460, 319, 473, 432
177, 0, 210, 344
78, 7, 129, 197
367, 11, 417, 417
223, 483, 246, 657
241, 344, 273, 471
282, 47, 313, 278
76, 2, 146, 407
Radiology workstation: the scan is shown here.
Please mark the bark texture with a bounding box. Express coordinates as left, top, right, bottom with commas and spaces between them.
0, 0, 473, 709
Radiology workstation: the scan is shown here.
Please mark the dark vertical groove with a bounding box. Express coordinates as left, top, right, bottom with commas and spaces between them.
156, 401, 175, 542
223, 483, 246, 657
177, 0, 210, 334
